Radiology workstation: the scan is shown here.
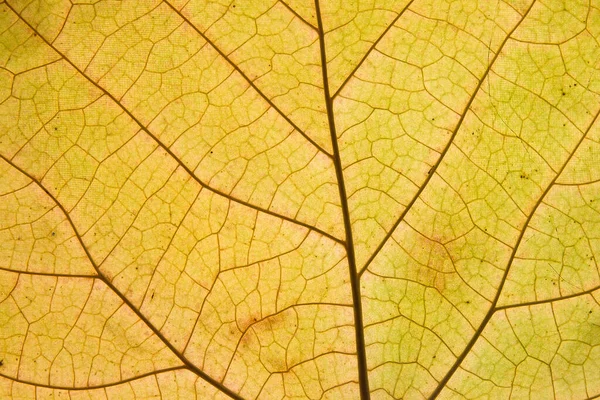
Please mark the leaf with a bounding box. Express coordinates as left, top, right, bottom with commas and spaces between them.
1, 0, 600, 398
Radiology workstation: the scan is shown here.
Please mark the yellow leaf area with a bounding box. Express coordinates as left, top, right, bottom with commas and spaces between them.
1, 0, 600, 398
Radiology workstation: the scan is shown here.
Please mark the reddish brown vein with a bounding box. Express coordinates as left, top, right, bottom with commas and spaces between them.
278, 0, 317, 31
6, 3, 342, 247
495, 284, 600, 311
0, 153, 245, 400
314, 1, 370, 398
428, 91, 600, 400
359, 2, 537, 277
0, 367, 187, 391
332, 0, 415, 99
163, 0, 331, 157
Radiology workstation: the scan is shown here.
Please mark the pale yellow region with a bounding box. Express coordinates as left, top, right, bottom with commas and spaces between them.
369, 197, 490, 325
82, 2, 182, 100
368, 15, 484, 111
260, 353, 358, 399
179, 0, 331, 152
99, 166, 200, 307
410, 0, 522, 52
0, 274, 181, 387
0, 369, 233, 399
365, 313, 457, 399
223, 305, 356, 400
459, 74, 579, 213
0, 68, 11, 105
513, 0, 587, 43
12, 107, 90, 178
155, 369, 234, 400
335, 52, 458, 266
321, 0, 410, 94
376, 7, 509, 80
52, 0, 161, 70
560, 17, 600, 94
184, 231, 350, 383
336, 5, 511, 267
438, 320, 521, 398
499, 183, 600, 306
10, 95, 138, 212
73, 134, 177, 264
2, 57, 139, 212
138, 190, 309, 352
0, 59, 101, 160
0, 161, 95, 275
443, 296, 600, 399
147, 58, 341, 238
282, 0, 317, 27
493, 40, 600, 133
438, 142, 525, 246
559, 119, 600, 184
0, 4, 60, 74
120, 22, 218, 128
6, 0, 70, 42
361, 273, 467, 398
505, 0, 536, 15
49, 0, 344, 239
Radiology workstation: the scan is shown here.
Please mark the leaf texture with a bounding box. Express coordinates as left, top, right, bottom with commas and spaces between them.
1, 0, 600, 399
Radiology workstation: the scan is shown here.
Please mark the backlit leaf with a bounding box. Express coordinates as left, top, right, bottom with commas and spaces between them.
1, 0, 600, 398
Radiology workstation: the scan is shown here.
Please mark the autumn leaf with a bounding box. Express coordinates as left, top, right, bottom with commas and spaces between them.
1, 0, 600, 398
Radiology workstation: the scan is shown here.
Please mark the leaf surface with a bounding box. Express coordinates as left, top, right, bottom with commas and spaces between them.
1, 0, 600, 398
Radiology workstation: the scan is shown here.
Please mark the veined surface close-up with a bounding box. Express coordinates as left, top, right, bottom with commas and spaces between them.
1, 0, 600, 399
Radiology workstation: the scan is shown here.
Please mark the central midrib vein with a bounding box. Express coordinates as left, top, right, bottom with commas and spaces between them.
313, 1, 371, 399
